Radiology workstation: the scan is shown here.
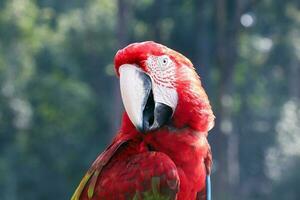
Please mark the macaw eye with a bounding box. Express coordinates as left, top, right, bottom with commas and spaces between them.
159, 55, 170, 68
162, 58, 168, 64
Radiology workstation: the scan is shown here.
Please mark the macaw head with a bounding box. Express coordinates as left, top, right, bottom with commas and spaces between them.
115, 41, 214, 133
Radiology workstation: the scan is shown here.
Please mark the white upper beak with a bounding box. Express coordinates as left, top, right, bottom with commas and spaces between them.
119, 64, 151, 130
119, 64, 178, 132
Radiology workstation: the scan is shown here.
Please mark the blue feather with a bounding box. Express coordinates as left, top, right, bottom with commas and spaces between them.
206, 175, 211, 200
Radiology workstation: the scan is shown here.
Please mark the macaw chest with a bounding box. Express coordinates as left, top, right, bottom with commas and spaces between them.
143, 130, 209, 186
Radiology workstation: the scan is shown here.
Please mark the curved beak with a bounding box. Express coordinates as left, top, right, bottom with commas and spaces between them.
119, 64, 173, 133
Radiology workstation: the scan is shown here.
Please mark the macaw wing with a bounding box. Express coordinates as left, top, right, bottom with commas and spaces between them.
71, 134, 131, 200
71, 135, 180, 200
84, 151, 180, 200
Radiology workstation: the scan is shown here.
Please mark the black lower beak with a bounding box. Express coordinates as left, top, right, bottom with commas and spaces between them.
141, 89, 173, 133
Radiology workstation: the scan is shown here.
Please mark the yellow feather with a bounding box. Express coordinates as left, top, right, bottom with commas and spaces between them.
87, 170, 100, 199
70, 171, 93, 200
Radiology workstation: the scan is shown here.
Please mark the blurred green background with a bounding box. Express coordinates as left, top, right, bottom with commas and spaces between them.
1, 0, 300, 199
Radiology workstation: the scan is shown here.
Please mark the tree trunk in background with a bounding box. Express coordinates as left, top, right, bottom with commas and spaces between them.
111, 0, 131, 134
195, 0, 211, 82
212, 0, 242, 199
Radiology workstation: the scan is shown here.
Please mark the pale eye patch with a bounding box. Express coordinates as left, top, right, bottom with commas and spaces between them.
146, 55, 176, 88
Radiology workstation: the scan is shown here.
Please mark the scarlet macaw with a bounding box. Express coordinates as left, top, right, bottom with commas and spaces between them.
71, 41, 215, 200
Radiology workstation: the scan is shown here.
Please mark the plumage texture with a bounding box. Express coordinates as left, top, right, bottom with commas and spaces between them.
71, 41, 215, 200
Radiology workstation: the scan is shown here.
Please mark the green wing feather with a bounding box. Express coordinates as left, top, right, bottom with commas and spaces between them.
87, 170, 100, 198
70, 136, 130, 200
71, 168, 102, 200
71, 170, 94, 200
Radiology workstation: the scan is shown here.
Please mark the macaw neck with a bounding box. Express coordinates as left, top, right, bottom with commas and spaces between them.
170, 91, 214, 133
119, 111, 209, 154
119, 98, 214, 136
170, 66, 215, 133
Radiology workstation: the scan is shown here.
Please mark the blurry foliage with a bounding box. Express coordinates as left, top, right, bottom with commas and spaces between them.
0, 0, 300, 200
0, 0, 115, 199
